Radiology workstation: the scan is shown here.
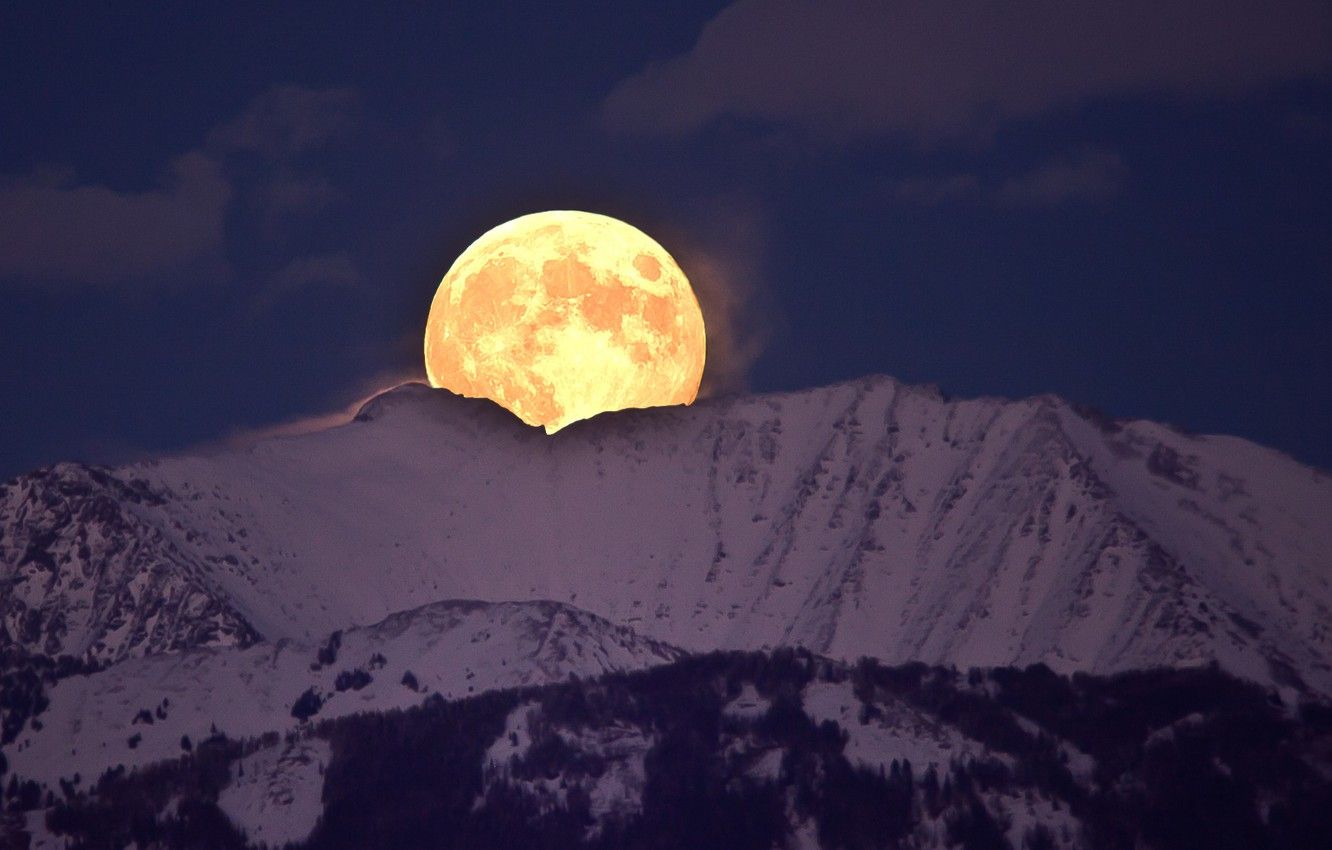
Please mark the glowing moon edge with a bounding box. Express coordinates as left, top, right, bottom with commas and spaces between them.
423, 210, 707, 433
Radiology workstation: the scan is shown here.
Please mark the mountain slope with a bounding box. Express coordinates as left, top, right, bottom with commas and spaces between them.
4, 598, 681, 786
0, 464, 258, 662
31, 652, 1332, 850
2, 376, 1329, 692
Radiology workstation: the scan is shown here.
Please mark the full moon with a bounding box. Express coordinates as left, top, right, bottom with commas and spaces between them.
424, 211, 707, 433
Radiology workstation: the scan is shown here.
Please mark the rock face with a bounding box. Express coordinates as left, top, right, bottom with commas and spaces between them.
0, 464, 258, 663
1, 376, 1329, 693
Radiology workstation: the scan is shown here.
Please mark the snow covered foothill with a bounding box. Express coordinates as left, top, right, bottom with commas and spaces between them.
5, 599, 679, 787
14, 648, 1323, 850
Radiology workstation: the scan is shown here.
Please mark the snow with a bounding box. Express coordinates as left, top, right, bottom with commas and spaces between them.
1145, 711, 1207, 748
723, 684, 771, 720
485, 702, 538, 768
993, 789, 1081, 850
6, 376, 1329, 695
580, 725, 653, 826
482, 702, 653, 834
21, 811, 67, 850
1011, 713, 1096, 780
802, 680, 983, 773
5, 372, 1332, 824
6, 599, 677, 787
218, 737, 329, 848
745, 747, 785, 781
788, 817, 821, 850
14, 376, 1314, 695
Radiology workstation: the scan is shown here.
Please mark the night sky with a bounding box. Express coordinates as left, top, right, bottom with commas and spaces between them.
2, 1, 1330, 480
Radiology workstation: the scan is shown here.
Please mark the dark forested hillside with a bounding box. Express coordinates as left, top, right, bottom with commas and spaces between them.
15, 651, 1332, 850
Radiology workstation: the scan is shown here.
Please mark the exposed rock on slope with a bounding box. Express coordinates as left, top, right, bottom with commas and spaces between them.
0, 464, 258, 663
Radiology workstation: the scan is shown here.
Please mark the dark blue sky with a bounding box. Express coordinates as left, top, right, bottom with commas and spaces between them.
2, 1, 1330, 478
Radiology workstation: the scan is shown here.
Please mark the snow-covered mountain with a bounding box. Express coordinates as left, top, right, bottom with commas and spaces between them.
3, 376, 1330, 693
5, 598, 680, 787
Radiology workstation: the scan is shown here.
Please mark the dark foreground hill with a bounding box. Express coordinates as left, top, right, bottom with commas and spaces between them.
13, 650, 1331, 850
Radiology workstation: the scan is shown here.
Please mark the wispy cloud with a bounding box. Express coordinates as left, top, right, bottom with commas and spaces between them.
0, 153, 231, 285
892, 149, 1128, 208
995, 150, 1128, 207
252, 252, 363, 311
220, 366, 426, 447
659, 198, 773, 397
208, 85, 361, 159
260, 172, 341, 219
605, 0, 1332, 144
0, 85, 362, 291
892, 174, 982, 206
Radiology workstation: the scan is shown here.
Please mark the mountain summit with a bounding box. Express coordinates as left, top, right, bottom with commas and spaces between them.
3, 376, 1329, 694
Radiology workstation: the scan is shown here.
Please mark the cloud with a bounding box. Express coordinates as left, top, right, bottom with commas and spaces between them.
995, 150, 1128, 207
221, 366, 425, 446
892, 149, 1128, 208
260, 172, 340, 218
660, 199, 772, 397
272, 252, 360, 291
209, 85, 361, 158
0, 152, 231, 285
0, 85, 360, 290
1287, 111, 1332, 142
252, 252, 362, 311
893, 173, 982, 206
210, 85, 361, 221
604, 0, 1332, 143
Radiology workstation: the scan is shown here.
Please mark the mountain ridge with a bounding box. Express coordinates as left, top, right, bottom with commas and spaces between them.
2, 374, 1328, 694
